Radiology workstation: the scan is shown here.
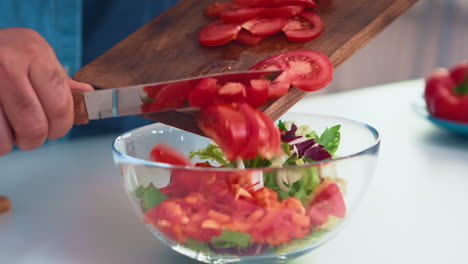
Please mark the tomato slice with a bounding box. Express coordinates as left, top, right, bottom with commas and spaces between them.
198, 103, 249, 161
246, 79, 269, 107
274, 49, 333, 92
189, 78, 248, 108
149, 143, 193, 166
235, 0, 317, 9
236, 29, 264, 46
199, 20, 241, 47
257, 5, 305, 18
205, 2, 236, 17
238, 103, 262, 160
283, 11, 324, 42
242, 17, 288, 37
257, 111, 282, 158
220, 7, 261, 23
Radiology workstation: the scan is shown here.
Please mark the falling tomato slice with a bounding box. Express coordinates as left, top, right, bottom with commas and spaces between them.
149, 143, 193, 166
199, 20, 241, 47
242, 17, 288, 37
283, 11, 324, 42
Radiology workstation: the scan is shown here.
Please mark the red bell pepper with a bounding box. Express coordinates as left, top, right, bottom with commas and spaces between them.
424, 62, 468, 123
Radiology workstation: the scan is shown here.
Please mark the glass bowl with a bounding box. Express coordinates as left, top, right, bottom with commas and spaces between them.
112, 112, 380, 264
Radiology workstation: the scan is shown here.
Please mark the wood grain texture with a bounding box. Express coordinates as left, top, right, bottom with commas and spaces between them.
73, 0, 419, 133
72, 91, 89, 125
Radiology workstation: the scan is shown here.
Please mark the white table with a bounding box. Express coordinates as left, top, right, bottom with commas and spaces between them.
1, 79, 468, 264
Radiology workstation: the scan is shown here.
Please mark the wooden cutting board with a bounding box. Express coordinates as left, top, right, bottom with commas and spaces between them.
73, 0, 418, 134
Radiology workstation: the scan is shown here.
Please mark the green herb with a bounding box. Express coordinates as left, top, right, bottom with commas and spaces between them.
134, 185, 145, 199
211, 230, 252, 249
189, 144, 228, 166
317, 125, 341, 155
185, 238, 213, 253
142, 184, 167, 212
277, 120, 288, 131
244, 156, 272, 168
263, 167, 320, 203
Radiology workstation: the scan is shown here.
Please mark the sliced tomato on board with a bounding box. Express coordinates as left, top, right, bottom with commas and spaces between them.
149, 143, 193, 166
236, 29, 265, 46
220, 7, 261, 23
257, 5, 305, 18
199, 20, 241, 47
250, 49, 333, 92
235, 0, 317, 9
283, 11, 324, 42
242, 17, 288, 37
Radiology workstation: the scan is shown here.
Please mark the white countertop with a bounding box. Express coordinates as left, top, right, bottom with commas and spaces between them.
1, 79, 467, 264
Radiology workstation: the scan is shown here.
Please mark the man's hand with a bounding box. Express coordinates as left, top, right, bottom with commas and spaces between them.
0, 28, 93, 155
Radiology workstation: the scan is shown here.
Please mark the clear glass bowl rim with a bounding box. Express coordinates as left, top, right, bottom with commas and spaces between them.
112, 112, 380, 172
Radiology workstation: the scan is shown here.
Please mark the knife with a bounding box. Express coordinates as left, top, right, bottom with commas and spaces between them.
72, 69, 282, 125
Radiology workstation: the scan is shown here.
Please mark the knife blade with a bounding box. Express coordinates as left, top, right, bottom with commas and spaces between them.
72, 69, 282, 125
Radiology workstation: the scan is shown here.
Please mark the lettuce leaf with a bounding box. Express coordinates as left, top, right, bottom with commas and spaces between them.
189, 144, 228, 166
142, 184, 167, 212
211, 230, 252, 249
317, 125, 341, 155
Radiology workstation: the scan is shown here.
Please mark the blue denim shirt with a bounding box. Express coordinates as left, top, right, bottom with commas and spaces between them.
0, 0, 180, 140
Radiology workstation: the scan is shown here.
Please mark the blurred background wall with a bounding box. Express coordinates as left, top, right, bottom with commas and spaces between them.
326, 0, 468, 92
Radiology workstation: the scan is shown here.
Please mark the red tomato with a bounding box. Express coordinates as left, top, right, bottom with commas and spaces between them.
198, 103, 249, 160
218, 82, 248, 101
257, 110, 282, 158
283, 11, 324, 42
250, 49, 333, 92
199, 20, 241, 47
238, 103, 262, 160
242, 17, 288, 37
257, 5, 305, 18
149, 143, 193, 166
236, 29, 264, 46
246, 79, 269, 107
235, 0, 317, 9
220, 7, 261, 23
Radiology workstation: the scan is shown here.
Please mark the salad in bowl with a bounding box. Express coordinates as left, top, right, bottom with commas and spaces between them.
113, 112, 380, 263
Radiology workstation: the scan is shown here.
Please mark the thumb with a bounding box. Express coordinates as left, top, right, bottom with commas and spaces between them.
68, 78, 94, 92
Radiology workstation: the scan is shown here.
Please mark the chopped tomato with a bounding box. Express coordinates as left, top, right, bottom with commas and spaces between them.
283, 11, 324, 42
236, 29, 264, 46
141, 82, 193, 113
189, 78, 247, 108
199, 20, 241, 47
242, 17, 288, 37
149, 143, 193, 166
246, 79, 269, 107
307, 182, 346, 226
220, 7, 261, 23
257, 5, 305, 18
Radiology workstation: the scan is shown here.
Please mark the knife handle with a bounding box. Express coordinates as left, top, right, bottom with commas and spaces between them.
72, 91, 89, 125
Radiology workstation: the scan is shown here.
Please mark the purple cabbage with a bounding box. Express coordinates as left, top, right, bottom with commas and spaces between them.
295, 138, 332, 161
281, 123, 300, 142
208, 243, 270, 256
